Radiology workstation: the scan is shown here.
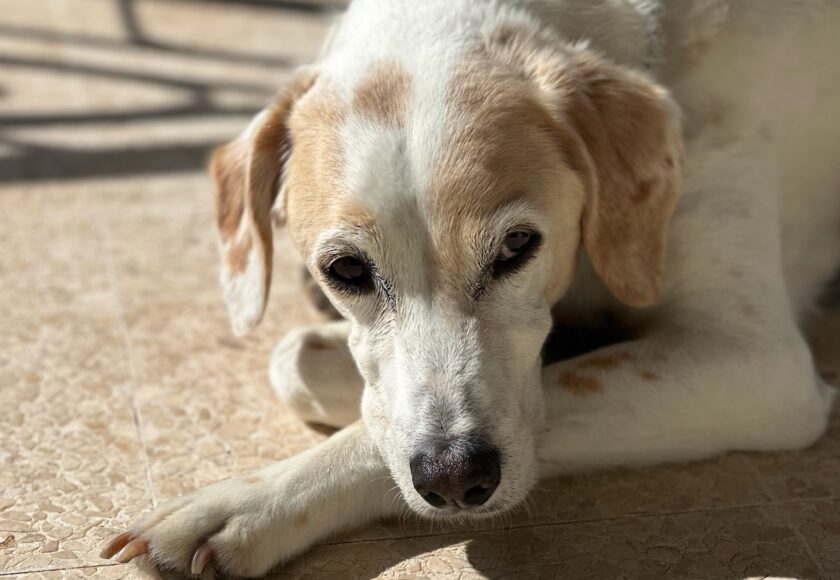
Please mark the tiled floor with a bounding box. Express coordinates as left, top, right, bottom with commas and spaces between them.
1, 1, 838, 579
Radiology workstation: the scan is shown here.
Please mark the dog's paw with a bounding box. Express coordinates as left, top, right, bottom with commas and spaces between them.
269, 322, 362, 427
101, 475, 310, 577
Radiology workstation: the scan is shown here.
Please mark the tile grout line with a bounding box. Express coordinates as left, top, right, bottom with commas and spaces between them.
744, 455, 828, 578
318, 499, 804, 548
317, 490, 840, 548
92, 198, 159, 509
0, 563, 121, 577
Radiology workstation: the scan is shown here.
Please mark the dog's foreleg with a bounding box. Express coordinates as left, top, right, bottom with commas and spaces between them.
101, 420, 398, 577
536, 321, 834, 476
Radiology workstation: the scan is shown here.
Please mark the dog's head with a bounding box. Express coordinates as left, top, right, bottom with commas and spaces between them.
210, 23, 681, 518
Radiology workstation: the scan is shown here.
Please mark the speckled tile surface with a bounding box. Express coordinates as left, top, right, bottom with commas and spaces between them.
2, 1, 839, 579
1, 311, 151, 573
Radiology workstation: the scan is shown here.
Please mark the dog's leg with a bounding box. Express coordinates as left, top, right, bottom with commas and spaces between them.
101, 421, 398, 577
269, 320, 363, 428
536, 317, 836, 475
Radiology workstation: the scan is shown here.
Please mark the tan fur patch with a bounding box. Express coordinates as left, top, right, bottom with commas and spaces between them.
285, 84, 350, 254
558, 370, 602, 395
294, 511, 308, 528
210, 143, 247, 241
211, 69, 318, 279
427, 53, 585, 299
575, 351, 633, 371
483, 24, 683, 307
224, 236, 252, 276
352, 61, 411, 126
639, 370, 661, 382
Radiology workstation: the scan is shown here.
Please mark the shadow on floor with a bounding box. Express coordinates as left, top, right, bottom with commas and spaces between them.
0, 0, 343, 183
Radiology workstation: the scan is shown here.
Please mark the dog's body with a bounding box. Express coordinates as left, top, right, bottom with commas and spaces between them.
103, 1, 840, 576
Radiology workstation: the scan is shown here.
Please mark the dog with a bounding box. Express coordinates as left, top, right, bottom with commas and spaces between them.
101, 0, 840, 576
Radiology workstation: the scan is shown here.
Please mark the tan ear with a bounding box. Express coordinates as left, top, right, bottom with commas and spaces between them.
488, 28, 683, 305
210, 71, 316, 335
561, 54, 683, 306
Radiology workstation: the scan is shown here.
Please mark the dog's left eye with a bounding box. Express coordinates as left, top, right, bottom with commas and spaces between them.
325, 256, 374, 293
492, 230, 540, 278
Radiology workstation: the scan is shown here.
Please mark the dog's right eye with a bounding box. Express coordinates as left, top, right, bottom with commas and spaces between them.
326, 256, 373, 292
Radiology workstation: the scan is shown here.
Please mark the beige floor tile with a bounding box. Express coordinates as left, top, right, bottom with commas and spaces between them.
745, 309, 840, 503
0, 185, 113, 314
276, 506, 820, 580
120, 296, 326, 500
122, 290, 319, 397
784, 499, 840, 578
7, 563, 156, 579
0, 311, 151, 573
97, 174, 310, 309
97, 175, 223, 308
750, 406, 840, 503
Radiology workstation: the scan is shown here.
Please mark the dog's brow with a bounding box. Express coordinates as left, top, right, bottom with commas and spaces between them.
314, 224, 380, 257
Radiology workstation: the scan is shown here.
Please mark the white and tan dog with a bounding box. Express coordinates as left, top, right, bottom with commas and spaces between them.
103, 0, 840, 576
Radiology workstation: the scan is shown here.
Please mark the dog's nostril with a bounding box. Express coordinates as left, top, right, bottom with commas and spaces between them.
409, 441, 501, 509
420, 491, 447, 508
463, 484, 494, 506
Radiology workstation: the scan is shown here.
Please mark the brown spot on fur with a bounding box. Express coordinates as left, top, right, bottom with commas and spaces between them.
243, 476, 262, 484
575, 351, 633, 371
558, 370, 602, 395
740, 302, 756, 318
352, 61, 411, 126
707, 107, 724, 126
640, 370, 661, 382
294, 511, 308, 527
632, 178, 656, 203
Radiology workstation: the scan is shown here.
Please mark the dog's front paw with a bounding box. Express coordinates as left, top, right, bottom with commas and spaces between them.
101, 475, 311, 577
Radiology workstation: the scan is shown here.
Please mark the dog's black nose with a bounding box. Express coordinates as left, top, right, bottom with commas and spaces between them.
409, 441, 501, 508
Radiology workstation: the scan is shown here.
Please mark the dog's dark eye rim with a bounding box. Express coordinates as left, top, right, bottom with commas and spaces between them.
491, 229, 541, 279
322, 254, 375, 293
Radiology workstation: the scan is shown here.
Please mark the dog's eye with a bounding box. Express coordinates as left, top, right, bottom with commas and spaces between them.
499, 231, 532, 260
492, 230, 540, 278
326, 256, 373, 292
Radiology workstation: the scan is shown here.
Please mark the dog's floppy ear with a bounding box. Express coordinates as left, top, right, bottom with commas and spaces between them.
557, 53, 683, 306
493, 29, 683, 306
210, 70, 316, 335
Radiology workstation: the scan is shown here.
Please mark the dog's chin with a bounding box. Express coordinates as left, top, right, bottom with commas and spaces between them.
404, 501, 511, 524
